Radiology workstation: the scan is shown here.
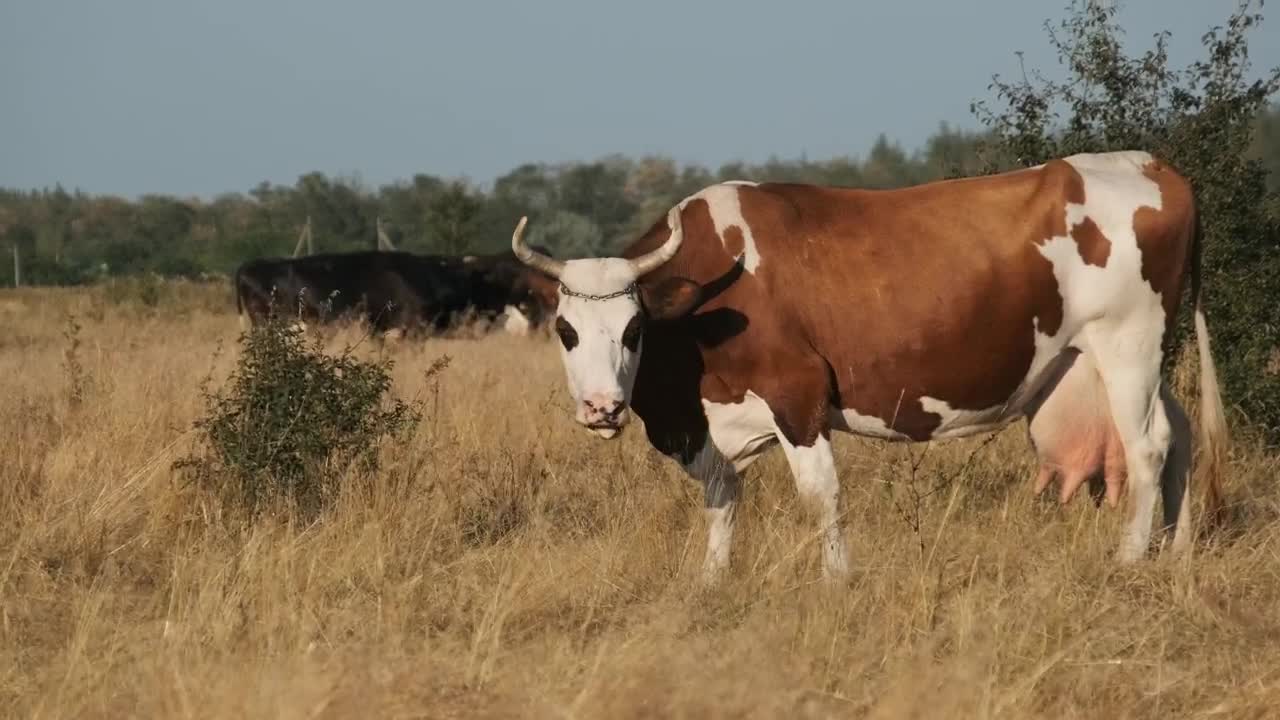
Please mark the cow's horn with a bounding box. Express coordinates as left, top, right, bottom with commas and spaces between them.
629, 206, 684, 277
511, 216, 564, 278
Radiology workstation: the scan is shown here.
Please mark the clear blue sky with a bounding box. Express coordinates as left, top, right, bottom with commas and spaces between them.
2, 1, 1276, 199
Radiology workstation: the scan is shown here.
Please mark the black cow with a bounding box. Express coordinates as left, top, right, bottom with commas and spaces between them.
234, 248, 558, 337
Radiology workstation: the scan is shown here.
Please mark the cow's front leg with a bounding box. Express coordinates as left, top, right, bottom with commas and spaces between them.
681, 438, 742, 584
760, 358, 849, 582
777, 431, 849, 581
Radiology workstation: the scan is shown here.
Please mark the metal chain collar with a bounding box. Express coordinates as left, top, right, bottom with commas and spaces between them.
559, 282, 637, 301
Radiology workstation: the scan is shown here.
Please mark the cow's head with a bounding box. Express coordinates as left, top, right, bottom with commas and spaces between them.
513, 208, 700, 438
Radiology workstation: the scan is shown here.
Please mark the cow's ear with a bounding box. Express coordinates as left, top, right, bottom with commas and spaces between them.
640, 277, 701, 321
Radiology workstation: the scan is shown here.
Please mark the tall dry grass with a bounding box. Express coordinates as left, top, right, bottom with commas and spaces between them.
2, 282, 1279, 719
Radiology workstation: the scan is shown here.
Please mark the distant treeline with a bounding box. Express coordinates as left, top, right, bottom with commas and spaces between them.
0, 109, 1277, 287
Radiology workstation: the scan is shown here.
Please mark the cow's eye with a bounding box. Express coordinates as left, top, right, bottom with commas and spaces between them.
555, 316, 579, 351
621, 313, 644, 351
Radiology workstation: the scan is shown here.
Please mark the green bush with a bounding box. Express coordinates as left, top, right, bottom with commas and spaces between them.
176, 316, 422, 519
971, 0, 1280, 443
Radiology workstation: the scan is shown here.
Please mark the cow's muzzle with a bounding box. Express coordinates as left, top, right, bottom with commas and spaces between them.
578, 395, 630, 439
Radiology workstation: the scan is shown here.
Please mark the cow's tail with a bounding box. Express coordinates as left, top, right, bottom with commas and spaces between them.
1189, 212, 1229, 532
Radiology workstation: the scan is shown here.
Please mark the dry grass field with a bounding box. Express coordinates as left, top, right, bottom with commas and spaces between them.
3, 280, 1280, 719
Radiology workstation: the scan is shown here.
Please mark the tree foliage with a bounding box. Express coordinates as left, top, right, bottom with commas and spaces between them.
3, 101, 1278, 286
0, 129, 1000, 285
973, 0, 1280, 442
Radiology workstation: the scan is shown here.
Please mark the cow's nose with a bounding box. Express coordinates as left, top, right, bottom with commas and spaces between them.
584, 393, 624, 418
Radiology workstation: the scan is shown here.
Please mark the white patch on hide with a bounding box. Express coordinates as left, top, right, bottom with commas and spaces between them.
917, 396, 1016, 439
828, 406, 911, 440
701, 390, 779, 472
1010, 151, 1168, 412
676, 184, 762, 273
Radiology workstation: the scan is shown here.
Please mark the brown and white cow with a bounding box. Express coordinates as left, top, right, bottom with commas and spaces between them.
512, 151, 1228, 582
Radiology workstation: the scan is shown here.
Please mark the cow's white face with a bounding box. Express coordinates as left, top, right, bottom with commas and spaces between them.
511, 209, 698, 439
553, 260, 647, 438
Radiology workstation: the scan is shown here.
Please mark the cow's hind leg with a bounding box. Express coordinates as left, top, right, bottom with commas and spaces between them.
1159, 384, 1193, 555
1087, 334, 1173, 562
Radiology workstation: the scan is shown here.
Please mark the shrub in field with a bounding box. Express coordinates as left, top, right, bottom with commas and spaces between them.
971, 0, 1280, 443
175, 316, 420, 518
